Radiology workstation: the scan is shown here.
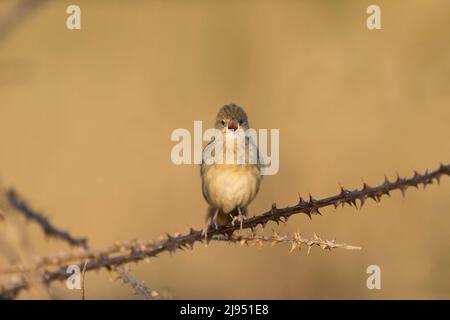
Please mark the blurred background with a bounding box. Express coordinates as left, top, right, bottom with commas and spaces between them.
0, 0, 449, 299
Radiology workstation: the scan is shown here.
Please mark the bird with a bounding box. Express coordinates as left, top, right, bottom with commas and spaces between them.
200, 104, 262, 238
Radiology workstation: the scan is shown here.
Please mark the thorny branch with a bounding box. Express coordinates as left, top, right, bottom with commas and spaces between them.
218, 232, 362, 254
0, 231, 360, 276
113, 266, 159, 300
6, 189, 88, 248
2, 190, 155, 299
0, 163, 449, 298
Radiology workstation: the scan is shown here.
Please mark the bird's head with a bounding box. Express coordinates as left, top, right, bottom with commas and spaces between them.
215, 104, 249, 133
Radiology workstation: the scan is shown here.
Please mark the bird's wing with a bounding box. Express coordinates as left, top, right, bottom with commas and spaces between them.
200, 136, 216, 175
246, 135, 263, 172
200, 137, 217, 202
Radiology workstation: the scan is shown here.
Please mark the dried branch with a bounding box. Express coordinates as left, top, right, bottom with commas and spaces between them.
113, 266, 159, 300
5, 189, 88, 248
0, 276, 27, 299
0, 240, 157, 275
220, 231, 362, 254
0, 231, 360, 276
81, 260, 87, 300
0, 163, 448, 298
3, 190, 157, 299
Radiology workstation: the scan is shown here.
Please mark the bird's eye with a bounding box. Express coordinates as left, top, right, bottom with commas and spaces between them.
239, 120, 243, 125
221, 120, 226, 125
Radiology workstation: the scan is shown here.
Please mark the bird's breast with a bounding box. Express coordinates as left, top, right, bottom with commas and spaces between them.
202, 164, 261, 213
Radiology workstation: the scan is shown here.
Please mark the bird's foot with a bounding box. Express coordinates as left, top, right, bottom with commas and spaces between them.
201, 226, 208, 243
231, 208, 246, 230
202, 211, 219, 243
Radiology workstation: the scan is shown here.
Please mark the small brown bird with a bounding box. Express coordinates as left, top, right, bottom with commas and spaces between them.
201, 104, 262, 237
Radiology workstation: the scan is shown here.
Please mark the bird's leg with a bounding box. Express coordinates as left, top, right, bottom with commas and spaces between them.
231, 207, 245, 230
212, 209, 219, 229
202, 209, 219, 241
237, 207, 245, 230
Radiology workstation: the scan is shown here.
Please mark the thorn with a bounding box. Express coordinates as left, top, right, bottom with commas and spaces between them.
413, 170, 421, 180
298, 196, 306, 206
422, 169, 432, 189
271, 203, 277, 213
289, 242, 297, 254
358, 196, 366, 209
375, 196, 381, 207
339, 186, 348, 196
186, 238, 195, 249
308, 194, 321, 215
361, 179, 370, 191
225, 229, 234, 238
333, 200, 341, 209
435, 175, 441, 185
368, 194, 379, 203
399, 186, 407, 198
297, 192, 303, 204
346, 199, 357, 208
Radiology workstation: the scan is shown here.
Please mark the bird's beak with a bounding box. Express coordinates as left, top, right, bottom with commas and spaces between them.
227, 120, 238, 131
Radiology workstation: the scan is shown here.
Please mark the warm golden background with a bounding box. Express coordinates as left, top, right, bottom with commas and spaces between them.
0, 0, 449, 299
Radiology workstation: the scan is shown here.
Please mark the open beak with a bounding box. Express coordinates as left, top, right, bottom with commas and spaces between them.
227, 120, 238, 131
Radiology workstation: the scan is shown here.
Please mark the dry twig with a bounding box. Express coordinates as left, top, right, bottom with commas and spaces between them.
221, 231, 361, 254
113, 266, 159, 300
6, 189, 88, 248
2, 191, 156, 299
